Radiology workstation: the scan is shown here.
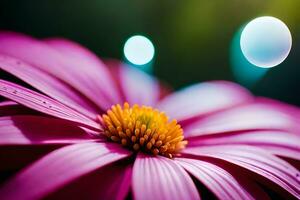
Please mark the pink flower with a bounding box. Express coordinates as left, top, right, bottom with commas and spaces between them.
0, 31, 300, 200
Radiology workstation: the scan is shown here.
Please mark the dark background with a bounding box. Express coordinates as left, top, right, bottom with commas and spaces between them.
1, 0, 300, 105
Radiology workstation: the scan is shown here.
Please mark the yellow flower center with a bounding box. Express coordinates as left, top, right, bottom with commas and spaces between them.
99, 102, 187, 158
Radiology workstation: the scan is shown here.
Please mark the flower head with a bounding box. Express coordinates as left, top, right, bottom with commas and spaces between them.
0, 32, 300, 200
101, 102, 187, 158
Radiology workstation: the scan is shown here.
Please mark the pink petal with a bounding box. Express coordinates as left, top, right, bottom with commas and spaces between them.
188, 130, 300, 160
0, 142, 131, 200
157, 81, 252, 123
106, 60, 160, 106
120, 66, 160, 106
0, 32, 120, 110
184, 103, 297, 138
257, 97, 300, 118
256, 98, 300, 127
0, 101, 37, 116
46, 163, 132, 200
0, 115, 101, 145
0, 80, 100, 130
175, 158, 253, 200
132, 153, 200, 200
45, 38, 122, 107
0, 101, 16, 106
0, 54, 99, 119
184, 145, 300, 198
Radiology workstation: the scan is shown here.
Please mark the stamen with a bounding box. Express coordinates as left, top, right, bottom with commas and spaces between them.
99, 102, 187, 158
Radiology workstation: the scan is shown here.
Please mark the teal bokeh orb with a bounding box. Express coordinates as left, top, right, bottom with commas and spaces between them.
230, 26, 268, 88
240, 16, 292, 68
123, 35, 155, 66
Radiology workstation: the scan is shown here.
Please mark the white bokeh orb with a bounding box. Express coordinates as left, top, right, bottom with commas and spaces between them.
240, 16, 292, 68
123, 35, 155, 65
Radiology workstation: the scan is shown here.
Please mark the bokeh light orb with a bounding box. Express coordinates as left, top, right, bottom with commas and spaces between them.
240, 16, 292, 68
230, 26, 268, 88
124, 35, 155, 65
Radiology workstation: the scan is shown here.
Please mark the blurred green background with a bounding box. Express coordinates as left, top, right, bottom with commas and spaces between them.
1, 0, 300, 105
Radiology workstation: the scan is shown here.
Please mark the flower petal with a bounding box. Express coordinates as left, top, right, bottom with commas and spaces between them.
45, 38, 122, 107
132, 153, 200, 200
256, 98, 300, 127
46, 163, 132, 200
0, 101, 37, 116
0, 32, 120, 110
175, 158, 253, 200
184, 103, 297, 138
0, 80, 99, 130
184, 145, 300, 199
120, 66, 160, 106
188, 130, 300, 160
0, 115, 100, 145
157, 81, 252, 123
106, 60, 160, 106
0, 54, 99, 119
0, 142, 131, 200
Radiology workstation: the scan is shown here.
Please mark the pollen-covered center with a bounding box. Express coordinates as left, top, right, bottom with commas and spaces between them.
99, 103, 187, 158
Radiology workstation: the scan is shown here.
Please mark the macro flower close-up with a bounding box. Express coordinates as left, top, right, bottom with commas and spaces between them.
0, 31, 300, 200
